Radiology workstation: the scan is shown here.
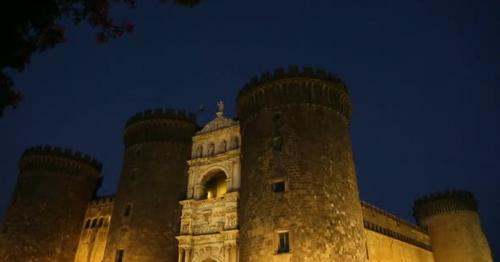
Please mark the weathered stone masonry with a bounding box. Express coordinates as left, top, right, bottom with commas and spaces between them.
0, 66, 493, 262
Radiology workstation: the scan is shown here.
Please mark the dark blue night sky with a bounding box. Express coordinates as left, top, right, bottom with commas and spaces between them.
1, 0, 499, 258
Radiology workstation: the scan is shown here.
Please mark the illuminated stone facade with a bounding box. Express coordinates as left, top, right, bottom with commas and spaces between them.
0, 67, 493, 262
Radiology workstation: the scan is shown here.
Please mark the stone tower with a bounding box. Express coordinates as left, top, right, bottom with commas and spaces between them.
414, 190, 493, 262
236, 66, 367, 261
103, 108, 196, 262
0, 146, 102, 261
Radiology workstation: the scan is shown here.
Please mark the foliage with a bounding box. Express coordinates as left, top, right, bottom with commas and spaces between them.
0, 0, 200, 117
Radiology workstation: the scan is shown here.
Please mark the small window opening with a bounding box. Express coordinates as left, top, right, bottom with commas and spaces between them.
98, 218, 104, 227
204, 172, 227, 199
124, 204, 133, 217
115, 249, 124, 262
130, 168, 138, 181
91, 219, 97, 228
272, 181, 286, 193
195, 146, 203, 157
277, 232, 290, 254
272, 136, 282, 151
230, 136, 239, 149
219, 140, 227, 153
274, 112, 282, 121
85, 219, 91, 229
208, 143, 215, 156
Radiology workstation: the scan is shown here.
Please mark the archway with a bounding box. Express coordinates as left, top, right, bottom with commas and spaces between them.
201, 170, 228, 199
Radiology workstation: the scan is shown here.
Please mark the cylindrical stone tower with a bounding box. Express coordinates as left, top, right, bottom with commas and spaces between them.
236, 66, 367, 261
0, 146, 102, 261
103, 108, 196, 262
414, 190, 493, 262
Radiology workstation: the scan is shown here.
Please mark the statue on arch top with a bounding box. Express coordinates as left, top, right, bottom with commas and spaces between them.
216, 100, 224, 117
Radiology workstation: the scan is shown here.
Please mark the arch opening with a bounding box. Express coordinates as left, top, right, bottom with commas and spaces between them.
202, 171, 227, 199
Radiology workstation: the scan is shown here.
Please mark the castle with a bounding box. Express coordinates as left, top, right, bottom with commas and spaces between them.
0, 66, 493, 262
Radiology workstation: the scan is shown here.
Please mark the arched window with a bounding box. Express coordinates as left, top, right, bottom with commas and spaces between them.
91, 218, 97, 228
203, 171, 227, 199
195, 145, 203, 157
85, 219, 91, 229
207, 143, 215, 156
98, 218, 104, 227
218, 140, 227, 153
230, 136, 239, 149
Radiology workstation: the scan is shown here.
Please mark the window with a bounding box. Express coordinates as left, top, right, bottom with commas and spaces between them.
230, 136, 239, 149
204, 172, 227, 199
130, 168, 138, 181
195, 146, 203, 157
91, 219, 98, 228
219, 140, 227, 153
208, 143, 215, 155
277, 232, 290, 254
85, 219, 91, 229
272, 181, 286, 193
115, 249, 124, 262
98, 218, 104, 227
124, 203, 133, 217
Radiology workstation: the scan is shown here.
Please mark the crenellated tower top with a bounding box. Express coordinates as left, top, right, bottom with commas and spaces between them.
236, 66, 351, 121
413, 190, 478, 224
19, 145, 103, 173
124, 107, 197, 148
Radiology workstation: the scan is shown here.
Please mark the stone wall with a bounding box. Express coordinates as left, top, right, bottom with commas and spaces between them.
0, 146, 102, 262
237, 67, 367, 261
365, 230, 434, 262
414, 191, 493, 262
361, 201, 434, 261
102, 109, 196, 262
74, 196, 114, 262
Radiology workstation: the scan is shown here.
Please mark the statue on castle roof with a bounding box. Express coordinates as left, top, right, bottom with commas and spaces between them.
197, 100, 237, 134
216, 100, 224, 118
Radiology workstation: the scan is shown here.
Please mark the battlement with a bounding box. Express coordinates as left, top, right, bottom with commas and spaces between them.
361, 201, 426, 233
20, 145, 103, 172
239, 66, 347, 97
124, 108, 197, 147
236, 66, 351, 121
413, 190, 478, 223
89, 195, 115, 206
126, 108, 196, 128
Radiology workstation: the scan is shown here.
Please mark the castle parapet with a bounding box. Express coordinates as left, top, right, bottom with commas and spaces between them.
413, 190, 478, 224
413, 190, 493, 262
236, 66, 351, 121
124, 107, 197, 148
19, 145, 102, 173
125, 107, 196, 128
89, 195, 115, 206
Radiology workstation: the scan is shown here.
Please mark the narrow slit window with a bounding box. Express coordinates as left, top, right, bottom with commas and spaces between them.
277, 232, 290, 254
115, 249, 124, 262
124, 203, 133, 217
272, 181, 286, 193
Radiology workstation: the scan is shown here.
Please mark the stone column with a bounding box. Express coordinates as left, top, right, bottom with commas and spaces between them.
178, 248, 184, 262
224, 245, 231, 262
184, 247, 192, 262
194, 185, 205, 200
232, 160, 241, 190
231, 244, 238, 262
